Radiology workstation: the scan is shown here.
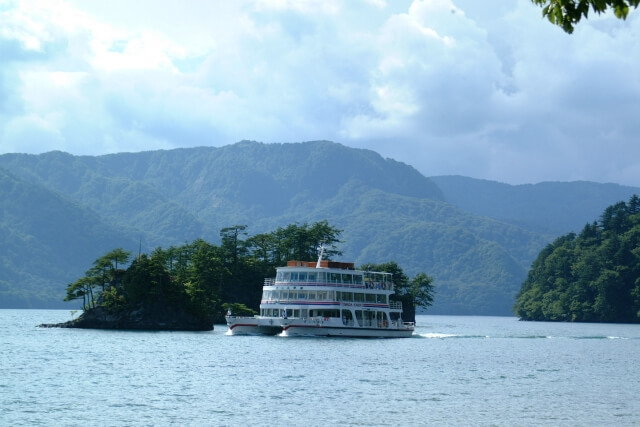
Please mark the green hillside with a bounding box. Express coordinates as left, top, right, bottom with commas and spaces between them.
1, 141, 638, 314
514, 196, 640, 322
0, 167, 139, 307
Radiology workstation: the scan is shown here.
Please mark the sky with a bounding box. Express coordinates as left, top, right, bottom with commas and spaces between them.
1, 0, 639, 186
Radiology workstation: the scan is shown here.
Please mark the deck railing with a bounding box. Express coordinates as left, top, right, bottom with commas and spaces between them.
389, 301, 403, 310
263, 277, 395, 291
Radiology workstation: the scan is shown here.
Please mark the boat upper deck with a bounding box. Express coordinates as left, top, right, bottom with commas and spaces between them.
268, 260, 394, 291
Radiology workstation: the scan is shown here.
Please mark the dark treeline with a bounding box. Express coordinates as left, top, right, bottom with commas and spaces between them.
514, 195, 640, 322
65, 220, 434, 325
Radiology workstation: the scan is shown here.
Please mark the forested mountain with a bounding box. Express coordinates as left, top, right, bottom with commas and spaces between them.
0, 168, 138, 307
514, 196, 640, 322
1, 140, 638, 314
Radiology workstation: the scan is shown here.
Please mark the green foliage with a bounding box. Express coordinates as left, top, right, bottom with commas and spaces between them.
358, 261, 435, 310
101, 286, 127, 313
514, 195, 640, 322
532, 0, 639, 33
409, 273, 436, 308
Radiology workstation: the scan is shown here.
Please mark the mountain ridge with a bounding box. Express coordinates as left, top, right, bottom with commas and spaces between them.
1, 141, 638, 314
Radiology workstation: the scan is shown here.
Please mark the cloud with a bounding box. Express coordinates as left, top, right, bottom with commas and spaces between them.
0, 0, 639, 185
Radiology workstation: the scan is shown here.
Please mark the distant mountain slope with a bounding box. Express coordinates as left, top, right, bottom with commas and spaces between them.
0, 167, 139, 307
1, 141, 635, 314
430, 176, 640, 236
307, 184, 546, 315
0, 141, 444, 243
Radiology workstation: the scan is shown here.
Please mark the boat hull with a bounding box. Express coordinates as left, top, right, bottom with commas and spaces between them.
226, 316, 283, 335
227, 316, 414, 337
282, 323, 414, 338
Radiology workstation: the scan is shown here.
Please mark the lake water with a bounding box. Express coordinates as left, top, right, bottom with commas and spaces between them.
2, 310, 639, 426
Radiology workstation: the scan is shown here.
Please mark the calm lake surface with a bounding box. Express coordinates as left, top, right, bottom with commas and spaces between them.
2, 310, 639, 426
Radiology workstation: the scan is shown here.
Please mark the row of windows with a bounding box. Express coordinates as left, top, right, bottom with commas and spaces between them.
262, 290, 387, 304
275, 270, 393, 288
259, 308, 400, 327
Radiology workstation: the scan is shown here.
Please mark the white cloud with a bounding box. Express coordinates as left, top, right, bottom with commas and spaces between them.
0, 0, 639, 186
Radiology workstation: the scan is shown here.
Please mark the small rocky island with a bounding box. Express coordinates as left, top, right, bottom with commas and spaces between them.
40, 300, 213, 330
41, 248, 216, 331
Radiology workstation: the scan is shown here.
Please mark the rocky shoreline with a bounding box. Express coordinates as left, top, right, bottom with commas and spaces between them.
39, 301, 213, 331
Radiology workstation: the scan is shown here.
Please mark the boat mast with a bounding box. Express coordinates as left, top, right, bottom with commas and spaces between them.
315, 243, 325, 268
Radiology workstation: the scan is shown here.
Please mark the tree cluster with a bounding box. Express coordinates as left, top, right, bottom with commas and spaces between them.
514, 195, 640, 322
65, 221, 435, 324
532, 0, 639, 33
64, 248, 131, 310
360, 261, 435, 321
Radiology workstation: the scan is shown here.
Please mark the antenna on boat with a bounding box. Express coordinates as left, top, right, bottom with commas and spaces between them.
316, 243, 325, 268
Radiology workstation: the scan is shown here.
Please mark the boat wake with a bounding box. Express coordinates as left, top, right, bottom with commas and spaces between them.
415, 333, 489, 339
414, 333, 636, 340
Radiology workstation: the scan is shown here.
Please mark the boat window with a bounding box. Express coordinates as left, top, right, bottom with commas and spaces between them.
342, 292, 353, 302
276, 272, 284, 282
282, 272, 291, 282
327, 291, 335, 301
365, 310, 376, 326
354, 293, 364, 302
376, 294, 387, 304
342, 273, 353, 284
364, 277, 372, 288
298, 291, 307, 300
298, 272, 307, 282
365, 293, 376, 303
382, 275, 391, 289
307, 291, 316, 300
355, 310, 363, 325
308, 272, 317, 282
301, 309, 308, 318
329, 272, 340, 283
341, 309, 354, 326
316, 290, 327, 301
354, 274, 363, 285
290, 272, 298, 282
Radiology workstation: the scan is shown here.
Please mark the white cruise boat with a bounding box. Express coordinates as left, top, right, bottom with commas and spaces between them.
226, 250, 415, 338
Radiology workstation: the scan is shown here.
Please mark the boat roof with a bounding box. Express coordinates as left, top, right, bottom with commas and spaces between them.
286, 260, 355, 270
